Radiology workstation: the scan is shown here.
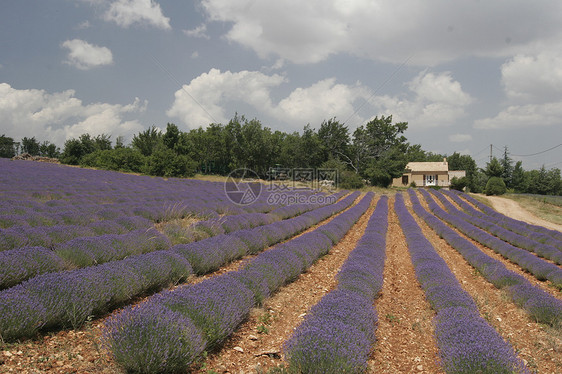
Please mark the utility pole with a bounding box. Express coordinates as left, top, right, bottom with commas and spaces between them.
490, 144, 493, 163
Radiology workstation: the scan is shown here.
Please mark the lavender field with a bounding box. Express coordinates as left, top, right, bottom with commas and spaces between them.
1, 159, 561, 373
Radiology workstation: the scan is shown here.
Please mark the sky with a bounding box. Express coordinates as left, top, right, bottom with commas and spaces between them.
1, 0, 561, 170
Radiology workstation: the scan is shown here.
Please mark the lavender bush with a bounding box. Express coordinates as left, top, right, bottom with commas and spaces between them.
395, 193, 527, 374
430, 189, 562, 265
104, 193, 371, 373
0, 246, 66, 289
102, 303, 206, 373
419, 189, 562, 289
284, 195, 387, 373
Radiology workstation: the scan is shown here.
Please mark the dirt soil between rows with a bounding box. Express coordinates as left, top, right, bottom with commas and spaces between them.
1, 192, 561, 373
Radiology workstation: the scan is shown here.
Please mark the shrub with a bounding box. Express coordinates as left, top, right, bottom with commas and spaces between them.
485, 177, 506, 195
339, 170, 364, 190
103, 303, 206, 373
449, 176, 468, 191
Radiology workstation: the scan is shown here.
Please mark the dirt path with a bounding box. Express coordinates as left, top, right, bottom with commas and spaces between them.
482, 195, 562, 232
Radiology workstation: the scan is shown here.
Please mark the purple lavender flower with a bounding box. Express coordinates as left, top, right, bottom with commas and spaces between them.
103, 303, 206, 373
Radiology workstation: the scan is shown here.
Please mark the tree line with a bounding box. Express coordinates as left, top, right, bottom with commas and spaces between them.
1, 114, 560, 194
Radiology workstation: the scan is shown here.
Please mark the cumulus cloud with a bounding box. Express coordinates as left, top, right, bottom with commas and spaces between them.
167, 69, 286, 128
0, 83, 146, 145
474, 49, 562, 129
201, 0, 562, 65
167, 69, 471, 132
474, 102, 562, 129
501, 50, 562, 103
104, 0, 171, 29
372, 71, 472, 128
61, 39, 113, 70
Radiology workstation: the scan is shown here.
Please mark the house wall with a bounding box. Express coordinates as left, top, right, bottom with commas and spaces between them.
392, 172, 449, 187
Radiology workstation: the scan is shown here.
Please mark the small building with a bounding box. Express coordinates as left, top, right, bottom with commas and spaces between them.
448, 170, 467, 182
392, 159, 450, 187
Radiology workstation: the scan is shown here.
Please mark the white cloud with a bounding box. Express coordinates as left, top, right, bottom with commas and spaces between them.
273, 79, 368, 126
372, 71, 472, 128
0, 83, 145, 145
201, 0, 562, 65
166, 69, 471, 132
474, 49, 562, 129
104, 0, 171, 29
167, 69, 286, 129
501, 50, 562, 103
61, 39, 113, 70
474, 102, 562, 129
183, 24, 209, 39
449, 134, 472, 143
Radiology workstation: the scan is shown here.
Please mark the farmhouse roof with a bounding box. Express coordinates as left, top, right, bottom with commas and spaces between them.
405, 161, 448, 173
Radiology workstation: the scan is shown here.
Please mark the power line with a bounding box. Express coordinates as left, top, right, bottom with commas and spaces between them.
510, 143, 562, 157
343, 54, 414, 126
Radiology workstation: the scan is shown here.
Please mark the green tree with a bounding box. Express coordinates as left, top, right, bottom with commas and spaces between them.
351, 115, 409, 187
500, 146, 513, 188
486, 176, 507, 195
80, 148, 146, 173
132, 126, 162, 156
318, 118, 350, 162
511, 161, 527, 192
162, 123, 180, 151
21, 136, 41, 156
0, 135, 16, 158
60, 138, 85, 165
449, 176, 468, 191
146, 143, 196, 178
485, 157, 503, 178
39, 141, 60, 158
447, 152, 478, 192
93, 134, 112, 151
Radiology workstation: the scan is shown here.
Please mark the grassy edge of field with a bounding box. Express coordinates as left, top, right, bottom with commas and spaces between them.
501, 194, 562, 226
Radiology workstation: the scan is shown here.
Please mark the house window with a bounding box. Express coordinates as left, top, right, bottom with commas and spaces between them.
402, 175, 409, 185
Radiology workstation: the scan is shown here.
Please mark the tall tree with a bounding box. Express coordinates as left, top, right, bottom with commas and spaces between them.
484, 156, 503, 178
511, 161, 526, 192
318, 118, 350, 161
0, 135, 16, 158
21, 136, 41, 156
501, 146, 513, 188
39, 141, 60, 158
132, 126, 162, 156
351, 115, 409, 187
162, 123, 180, 151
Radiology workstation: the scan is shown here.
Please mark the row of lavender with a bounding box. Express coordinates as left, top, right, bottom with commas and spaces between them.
429, 189, 562, 265
455, 189, 562, 244
163, 190, 346, 245
284, 196, 388, 373
0, 192, 359, 342
0, 190, 347, 290
442, 189, 561, 250
394, 193, 527, 373
409, 190, 561, 327
1, 158, 295, 252
102, 193, 374, 373
419, 190, 562, 289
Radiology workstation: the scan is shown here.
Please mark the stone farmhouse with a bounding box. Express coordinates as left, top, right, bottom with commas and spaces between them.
392, 158, 466, 188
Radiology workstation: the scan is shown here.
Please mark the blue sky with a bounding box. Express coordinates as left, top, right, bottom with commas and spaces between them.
1, 0, 561, 169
